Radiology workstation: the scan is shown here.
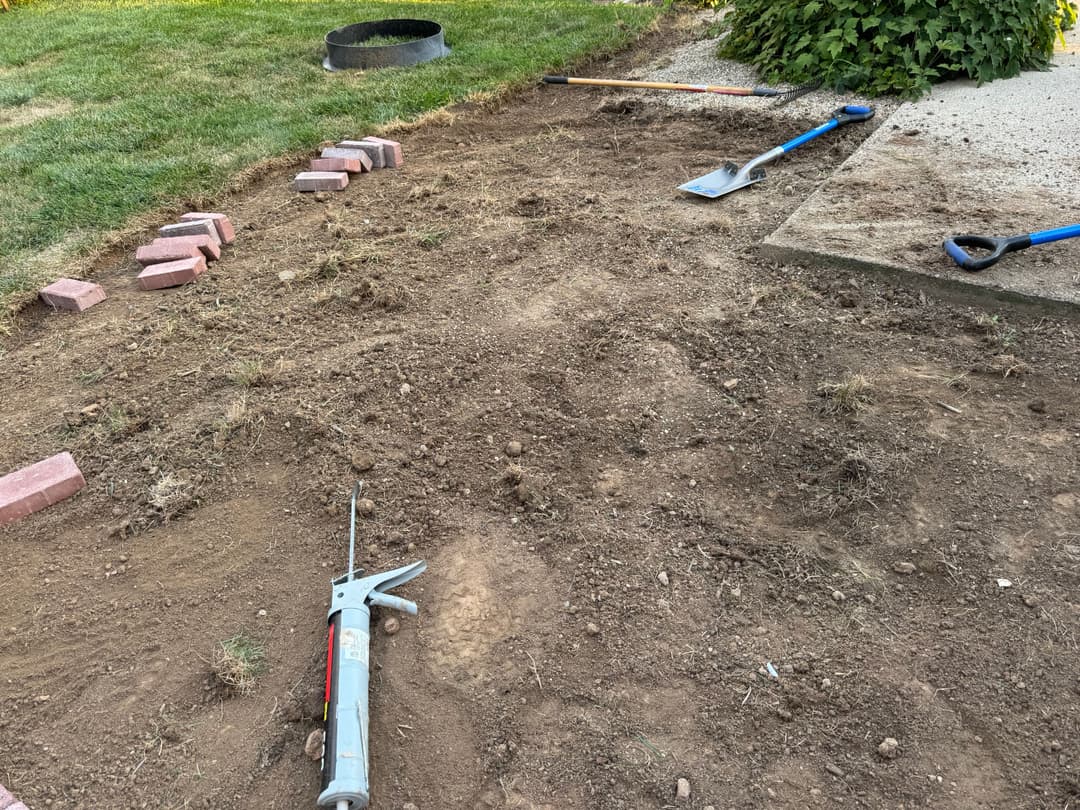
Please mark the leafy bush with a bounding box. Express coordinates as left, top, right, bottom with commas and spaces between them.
1059, 0, 1078, 31
721, 0, 1060, 97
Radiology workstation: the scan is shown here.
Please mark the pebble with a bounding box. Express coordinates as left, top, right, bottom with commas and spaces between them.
277, 270, 297, 283
257, 609, 267, 617
399, 383, 412, 397
1044, 740, 1062, 753
505, 440, 523, 457
383, 617, 400, 636
403, 804, 419, 810
676, 778, 691, 801
357, 498, 375, 517
831, 590, 845, 602
825, 763, 844, 778
434, 455, 448, 467
893, 561, 917, 575
877, 737, 900, 759
657, 571, 670, 587
303, 729, 324, 760
585, 622, 600, 636
1023, 594, 1040, 608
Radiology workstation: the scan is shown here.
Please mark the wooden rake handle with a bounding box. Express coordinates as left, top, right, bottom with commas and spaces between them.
542, 75, 768, 97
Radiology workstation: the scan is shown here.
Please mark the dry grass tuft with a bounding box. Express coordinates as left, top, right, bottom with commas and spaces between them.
211, 633, 266, 695
818, 374, 872, 415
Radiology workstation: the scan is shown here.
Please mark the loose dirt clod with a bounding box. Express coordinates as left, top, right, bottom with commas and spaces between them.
357, 498, 375, 517
304, 729, 325, 761
893, 562, 917, 575
351, 452, 375, 472
878, 737, 900, 759
383, 617, 401, 636
585, 623, 600, 636
505, 440, 523, 457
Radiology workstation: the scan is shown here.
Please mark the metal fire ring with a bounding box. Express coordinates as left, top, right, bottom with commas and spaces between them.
323, 19, 450, 71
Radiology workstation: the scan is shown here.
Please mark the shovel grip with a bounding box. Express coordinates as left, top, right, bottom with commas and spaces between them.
942, 233, 1031, 271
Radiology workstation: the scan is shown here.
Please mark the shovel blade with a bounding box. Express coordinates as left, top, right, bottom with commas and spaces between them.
679, 165, 767, 199
679, 158, 769, 199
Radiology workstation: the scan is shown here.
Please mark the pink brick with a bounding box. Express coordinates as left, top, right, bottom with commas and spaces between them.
311, 156, 364, 173
137, 255, 207, 290
0, 452, 87, 525
150, 235, 221, 261
136, 242, 204, 267
179, 212, 235, 244
294, 171, 349, 192
361, 137, 403, 168
337, 140, 384, 169
159, 219, 221, 245
39, 278, 107, 312
319, 148, 373, 172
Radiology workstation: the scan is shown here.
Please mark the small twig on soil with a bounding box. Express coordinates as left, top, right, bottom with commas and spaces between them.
934, 400, 962, 415
742, 685, 753, 705
526, 651, 543, 691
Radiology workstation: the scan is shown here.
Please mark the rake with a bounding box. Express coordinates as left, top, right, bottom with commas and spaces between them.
542, 75, 820, 104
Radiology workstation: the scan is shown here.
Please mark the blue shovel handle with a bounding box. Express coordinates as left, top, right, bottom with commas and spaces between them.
779, 105, 875, 153
943, 224, 1080, 271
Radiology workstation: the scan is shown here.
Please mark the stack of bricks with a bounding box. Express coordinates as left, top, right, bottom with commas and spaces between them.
133, 212, 236, 290
293, 136, 404, 192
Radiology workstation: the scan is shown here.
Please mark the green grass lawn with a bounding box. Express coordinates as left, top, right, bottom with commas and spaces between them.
0, 0, 658, 320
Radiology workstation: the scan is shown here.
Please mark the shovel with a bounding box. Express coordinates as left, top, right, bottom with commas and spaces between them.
943, 223, 1080, 271
679, 105, 874, 199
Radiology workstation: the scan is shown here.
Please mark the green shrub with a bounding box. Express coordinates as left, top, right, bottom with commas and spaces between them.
721, 0, 1059, 97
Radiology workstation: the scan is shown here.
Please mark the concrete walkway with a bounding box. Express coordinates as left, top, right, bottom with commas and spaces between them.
764, 29, 1080, 310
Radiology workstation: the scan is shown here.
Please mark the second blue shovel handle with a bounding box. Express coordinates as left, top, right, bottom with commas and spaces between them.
942, 234, 1031, 271
779, 105, 875, 153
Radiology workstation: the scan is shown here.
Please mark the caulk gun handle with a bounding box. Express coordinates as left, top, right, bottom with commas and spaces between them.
368, 592, 418, 615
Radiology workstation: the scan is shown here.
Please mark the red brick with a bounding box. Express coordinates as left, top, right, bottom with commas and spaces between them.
137, 255, 207, 290
150, 235, 221, 261
136, 242, 204, 267
0, 452, 87, 525
293, 171, 349, 192
361, 136, 403, 168
179, 212, 235, 244
39, 278, 107, 312
159, 219, 221, 245
311, 156, 363, 173
319, 148, 373, 172
337, 140, 384, 169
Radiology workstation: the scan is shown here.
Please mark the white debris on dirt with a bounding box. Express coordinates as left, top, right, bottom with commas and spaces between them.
878, 737, 900, 759
676, 777, 691, 801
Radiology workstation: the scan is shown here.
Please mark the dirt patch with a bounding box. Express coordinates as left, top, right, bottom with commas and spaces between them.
0, 98, 74, 129
2, 21, 1080, 810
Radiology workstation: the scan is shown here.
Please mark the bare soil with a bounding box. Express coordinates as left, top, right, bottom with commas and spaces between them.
2, 25, 1080, 810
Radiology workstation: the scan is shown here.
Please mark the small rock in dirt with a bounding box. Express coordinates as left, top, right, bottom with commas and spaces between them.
722, 378, 739, 391
1044, 740, 1062, 753
831, 590, 846, 602
893, 561, 917, 575
313, 191, 331, 202
402, 804, 419, 810
878, 737, 900, 759
825, 763, 844, 778
278, 270, 297, 283
1027, 399, 1047, 414
1023, 594, 1040, 608
434, 454, 448, 467
676, 778, 691, 801
257, 609, 267, 617
351, 452, 375, 472
357, 498, 375, 517
383, 617, 400, 636
657, 571, 670, 587
505, 440, 523, 458
399, 382, 412, 397
777, 707, 793, 721
585, 622, 600, 636
304, 729, 324, 760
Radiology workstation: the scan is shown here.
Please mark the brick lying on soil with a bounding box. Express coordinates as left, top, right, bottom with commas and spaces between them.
293, 171, 349, 192
39, 278, 107, 312
137, 255, 207, 290
0, 452, 86, 525
179, 212, 235, 244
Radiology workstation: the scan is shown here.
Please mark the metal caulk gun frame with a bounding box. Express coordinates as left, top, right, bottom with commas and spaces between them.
318, 482, 426, 810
